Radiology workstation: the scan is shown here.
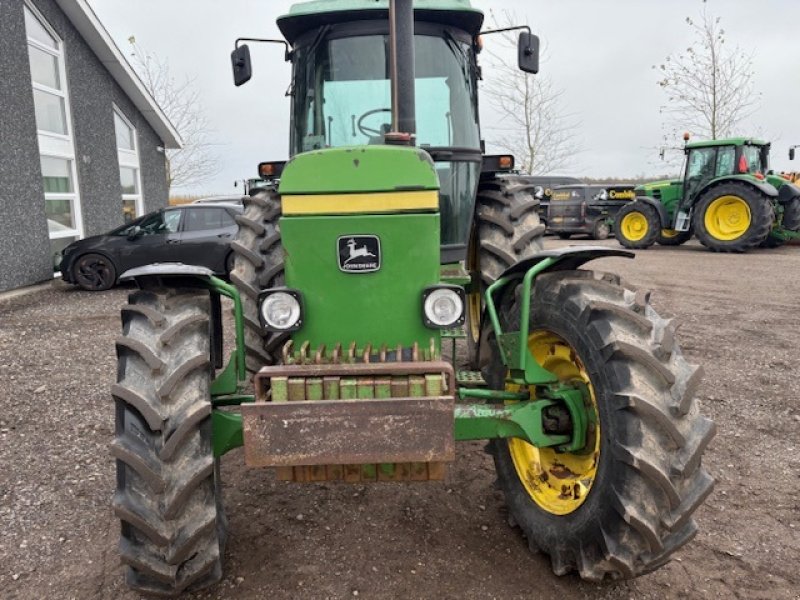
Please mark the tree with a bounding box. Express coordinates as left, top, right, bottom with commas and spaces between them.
127, 37, 219, 190
481, 12, 580, 175
655, 3, 759, 141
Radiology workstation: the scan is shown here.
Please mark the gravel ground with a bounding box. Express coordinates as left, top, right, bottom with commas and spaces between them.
1, 237, 799, 600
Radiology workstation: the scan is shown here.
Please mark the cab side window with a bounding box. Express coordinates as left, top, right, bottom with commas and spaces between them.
687, 148, 716, 180
715, 146, 735, 177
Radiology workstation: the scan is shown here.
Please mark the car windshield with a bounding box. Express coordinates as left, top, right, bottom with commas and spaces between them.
292, 33, 480, 153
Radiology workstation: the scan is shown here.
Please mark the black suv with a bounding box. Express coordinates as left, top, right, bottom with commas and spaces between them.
60, 204, 242, 291
547, 184, 636, 240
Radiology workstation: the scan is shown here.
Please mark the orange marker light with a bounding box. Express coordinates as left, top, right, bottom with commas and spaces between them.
499, 155, 513, 169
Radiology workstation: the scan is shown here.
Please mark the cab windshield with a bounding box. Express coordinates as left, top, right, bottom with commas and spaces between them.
292, 33, 480, 153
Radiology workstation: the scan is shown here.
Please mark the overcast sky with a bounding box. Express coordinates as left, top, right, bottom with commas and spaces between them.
88, 0, 800, 196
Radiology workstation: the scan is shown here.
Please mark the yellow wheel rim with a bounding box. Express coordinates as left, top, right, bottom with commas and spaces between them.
660, 229, 680, 239
508, 331, 600, 516
620, 211, 649, 242
704, 195, 751, 241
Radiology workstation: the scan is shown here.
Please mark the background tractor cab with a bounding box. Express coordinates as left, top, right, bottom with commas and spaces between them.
616, 135, 800, 251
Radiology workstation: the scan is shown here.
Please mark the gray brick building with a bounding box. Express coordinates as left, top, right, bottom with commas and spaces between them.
0, 0, 180, 292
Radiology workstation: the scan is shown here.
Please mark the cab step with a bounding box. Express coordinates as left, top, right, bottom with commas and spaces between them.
457, 370, 487, 387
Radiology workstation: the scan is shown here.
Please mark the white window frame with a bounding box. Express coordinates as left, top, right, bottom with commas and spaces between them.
24, 1, 84, 243
114, 105, 145, 219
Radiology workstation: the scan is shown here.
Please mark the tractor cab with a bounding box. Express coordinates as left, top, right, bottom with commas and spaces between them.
232, 0, 537, 263
285, 14, 482, 260
680, 138, 770, 213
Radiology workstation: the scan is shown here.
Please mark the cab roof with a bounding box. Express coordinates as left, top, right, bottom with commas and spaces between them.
686, 137, 768, 149
277, 0, 484, 45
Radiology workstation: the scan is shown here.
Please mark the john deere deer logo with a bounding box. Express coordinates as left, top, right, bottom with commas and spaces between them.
337, 235, 381, 273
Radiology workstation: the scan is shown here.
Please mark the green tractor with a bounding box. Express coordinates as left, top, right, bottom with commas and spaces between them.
615, 136, 800, 252
110, 1, 714, 595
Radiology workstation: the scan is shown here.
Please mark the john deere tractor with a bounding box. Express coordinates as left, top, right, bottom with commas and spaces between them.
110, 1, 714, 595
616, 137, 800, 251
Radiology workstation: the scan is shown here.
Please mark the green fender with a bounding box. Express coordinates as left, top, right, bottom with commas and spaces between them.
696, 175, 779, 200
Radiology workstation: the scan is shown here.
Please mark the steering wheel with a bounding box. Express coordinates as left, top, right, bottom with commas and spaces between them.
357, 108, 391, 137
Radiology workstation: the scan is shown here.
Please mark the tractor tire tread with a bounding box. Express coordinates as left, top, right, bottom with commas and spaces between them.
113, 288, 225, 596
231, 189, 286, 375
614, 202, 660, 249
468, 176, 545, 369
695, 182, 774, 252
487, 270, 714, 581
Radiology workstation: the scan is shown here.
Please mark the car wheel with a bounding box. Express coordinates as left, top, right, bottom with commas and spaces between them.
72, 253, 117, 291
592, 220, 611, 240
225, 252, 235, 278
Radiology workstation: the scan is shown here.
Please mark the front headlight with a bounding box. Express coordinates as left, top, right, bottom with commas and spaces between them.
258, 289, 303, 332
422, 286, 466, 329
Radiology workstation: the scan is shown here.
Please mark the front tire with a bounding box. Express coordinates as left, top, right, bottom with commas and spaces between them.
614, 202, 660, 249
694, 183, 773, 252
488, 270, 715, 580
73, 253, 117, 291
112, 288, 226, 595
657, 229, 692, 246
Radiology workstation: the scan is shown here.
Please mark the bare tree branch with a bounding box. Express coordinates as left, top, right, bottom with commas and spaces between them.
481, 10, 581, 175
655, 4, 760, 143
127, 37, 220, 191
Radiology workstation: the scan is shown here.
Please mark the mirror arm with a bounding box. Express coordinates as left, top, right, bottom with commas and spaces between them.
479, 25, 532, 37
235, 37, 292, 62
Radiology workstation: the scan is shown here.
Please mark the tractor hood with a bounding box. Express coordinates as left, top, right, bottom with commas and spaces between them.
277, 146, 444, 357
635, 179, 680, 194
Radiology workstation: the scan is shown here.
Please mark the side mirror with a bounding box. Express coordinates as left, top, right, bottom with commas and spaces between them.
127, 225, 142, 241
518, 32, 540, 74
790, 148, 796, 161
231, 44, 252, 87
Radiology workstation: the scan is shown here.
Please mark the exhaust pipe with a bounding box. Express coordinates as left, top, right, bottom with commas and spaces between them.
387, 0, 416, 143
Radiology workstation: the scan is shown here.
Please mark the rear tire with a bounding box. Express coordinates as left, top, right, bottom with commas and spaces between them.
112, 288, 226, 596
230, 188, 288, 374
782, 197, 800, 231
614, 202, 660, 249
467, 177, 545, 368
487, 270, 715, 581
759, 233, 787, 248
694, 183, 773, 252
557, 232, 572, 240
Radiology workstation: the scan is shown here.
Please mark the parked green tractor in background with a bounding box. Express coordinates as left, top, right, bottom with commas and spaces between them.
110, 1, 714, 595
616, 136, 800, 251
